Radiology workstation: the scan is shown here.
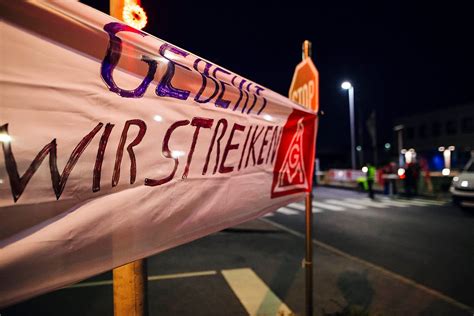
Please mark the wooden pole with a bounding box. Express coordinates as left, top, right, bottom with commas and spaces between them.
113, 260, 148, 316
110, 0, 125, 21
109, 2, 148, 316
302, 39, 314, 316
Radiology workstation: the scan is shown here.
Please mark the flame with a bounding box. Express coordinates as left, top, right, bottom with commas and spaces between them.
123, 1, 147, 30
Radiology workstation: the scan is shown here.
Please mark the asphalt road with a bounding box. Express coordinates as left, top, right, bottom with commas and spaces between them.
266, 187, 474, 309
2, 187, 473, 315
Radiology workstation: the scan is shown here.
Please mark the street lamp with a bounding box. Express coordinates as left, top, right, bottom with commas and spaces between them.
341, 81, 356, 170
393, 125, 404, 167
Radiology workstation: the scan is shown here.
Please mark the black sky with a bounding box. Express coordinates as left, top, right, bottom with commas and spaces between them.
83, 0, 474, 165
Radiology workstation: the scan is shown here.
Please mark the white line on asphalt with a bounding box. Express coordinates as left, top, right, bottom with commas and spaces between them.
392, 199, 436, 207
287, 203, 305, 211
376, 196, 444, 207
312, 201, 346, 211
376, 197, 445, 207
148, 271, 217, 281
288, 203, 323, 213
362, 198, 409, 208
409, 198, 445, 206
221, 268, 293, 316
344, 198, 388, 208
277, 207, 299, 215
259, 218, 474, 313
64, 271, 218, 289
323, 199, 365, 209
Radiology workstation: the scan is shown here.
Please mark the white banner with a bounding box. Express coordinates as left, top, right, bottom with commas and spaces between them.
0, 1, 317, 306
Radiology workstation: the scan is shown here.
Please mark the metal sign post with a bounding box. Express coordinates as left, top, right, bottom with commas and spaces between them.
289, 40, 318, 316
304, 189, 314, 316
303, 40, 314, 316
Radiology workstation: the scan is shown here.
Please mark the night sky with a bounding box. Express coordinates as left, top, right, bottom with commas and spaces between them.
83, 0, 474, 167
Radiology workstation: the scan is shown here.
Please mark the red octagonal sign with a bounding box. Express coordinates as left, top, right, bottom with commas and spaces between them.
288, 58, 319, 113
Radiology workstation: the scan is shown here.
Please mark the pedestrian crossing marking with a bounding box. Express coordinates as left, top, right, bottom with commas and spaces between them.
391, 199, 437, 207
287, 203, 305, 211
276, 207, 299, 215
263, 196, 449, 218
285, 203, 324, 214
378, 196, 445, 206
324, 199, 365, 209
363, 198, 409, 208
344, 198, 388, 208
404, 198, 445, 206
312, 201, 345, 211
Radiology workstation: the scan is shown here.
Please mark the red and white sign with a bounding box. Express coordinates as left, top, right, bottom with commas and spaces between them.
289, 57, 319, 112
271, 110, 316, 197
280, 52, 320, 197
0, 1, 317, 306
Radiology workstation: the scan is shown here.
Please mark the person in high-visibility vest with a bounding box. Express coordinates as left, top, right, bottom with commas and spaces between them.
367, 163, 376, 199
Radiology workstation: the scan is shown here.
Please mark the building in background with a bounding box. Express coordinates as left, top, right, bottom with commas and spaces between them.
394, 103, 474, 171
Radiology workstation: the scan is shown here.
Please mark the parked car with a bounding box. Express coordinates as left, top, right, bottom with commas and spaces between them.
450, 157, 474, 208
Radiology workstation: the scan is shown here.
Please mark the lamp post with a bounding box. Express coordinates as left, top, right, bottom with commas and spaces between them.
393, 124, 404, 167
341, 81, 356, 170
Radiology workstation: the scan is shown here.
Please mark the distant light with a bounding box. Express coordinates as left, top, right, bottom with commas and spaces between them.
448, 145, 455, 151
453, 176, 459, 182
401, 149, 407, 154
442, 168, 450, 176
384, 143, 391, 150
123, 2, 147, 30
393, 125, 404, 131
409, 148, 415, 153
362, 166, 368, 173
0, 133, 12, 143
398, 168, 405, 177
438, 146, 445, 152
461, 180, 469, 188
171, 150, 185, 158
153, 115, 163, 122
356, 145, 362, 152
263, 114, 273, 122
341, 81, 352, 90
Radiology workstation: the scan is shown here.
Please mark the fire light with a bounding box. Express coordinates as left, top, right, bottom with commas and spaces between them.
123, 1, 147, 30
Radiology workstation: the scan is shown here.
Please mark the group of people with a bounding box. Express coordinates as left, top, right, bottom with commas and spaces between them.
365, 158, 432, 199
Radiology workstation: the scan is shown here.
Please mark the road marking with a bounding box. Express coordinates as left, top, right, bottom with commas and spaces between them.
148, 271, 217, 281
312, 201, 345, 211
363, 198, 409, 208
376, 197, 443, 207
277, 207, 299, 215
222, 268, 293, 316
259, 218, 474, 314
287, 203, 305, 211
288, 203, 324, 213
407, 198, 445, 206
373, 197, 446, 207
65, 270, 217, 289
344, 198, 388, 208
393, 199, 435, 207
323, 199, 365, 209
